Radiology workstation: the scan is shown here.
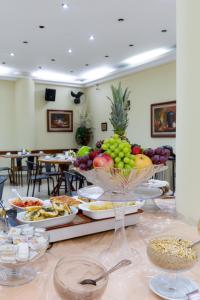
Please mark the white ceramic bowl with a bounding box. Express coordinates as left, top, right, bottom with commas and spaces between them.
17, 207, 78, 228
8, 197, 44, 212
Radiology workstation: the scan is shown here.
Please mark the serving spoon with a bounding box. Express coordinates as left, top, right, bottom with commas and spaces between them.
12, 189, 24, 202
79, 259, 131, 286
190, 240, 200, 248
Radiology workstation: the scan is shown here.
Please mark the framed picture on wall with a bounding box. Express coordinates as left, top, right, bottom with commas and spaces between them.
47, 110, 73, 132
101, 122, 107, 132
151, 101, 176, 137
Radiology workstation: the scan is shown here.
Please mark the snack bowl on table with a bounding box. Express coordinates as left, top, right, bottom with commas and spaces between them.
147, 235, 199, 299
0, 226, 49, 286
17, 205, 78, 228
54, 256, 108, 300
8, 197, 44, 212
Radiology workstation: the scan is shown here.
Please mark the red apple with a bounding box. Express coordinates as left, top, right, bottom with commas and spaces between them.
132, 146, 142, 155
93, 154, 114, 169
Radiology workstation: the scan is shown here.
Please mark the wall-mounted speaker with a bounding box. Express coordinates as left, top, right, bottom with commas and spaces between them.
45, 88, 56, 101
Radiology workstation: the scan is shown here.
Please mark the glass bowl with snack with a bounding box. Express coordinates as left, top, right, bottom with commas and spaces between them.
147, 235, 199, 299
0, 225, 49, 286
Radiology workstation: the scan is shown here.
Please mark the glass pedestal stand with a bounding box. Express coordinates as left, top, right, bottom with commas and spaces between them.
0, 265, 36, 286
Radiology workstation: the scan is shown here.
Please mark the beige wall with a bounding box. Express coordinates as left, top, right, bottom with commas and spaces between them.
86, 62, 176, 150
35, 83, 85, 150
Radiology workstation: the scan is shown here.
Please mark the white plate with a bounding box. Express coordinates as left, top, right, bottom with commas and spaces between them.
142, 179, 169, 189
134, 186, 163, 200
17, 207, 78, 228
78, 186, 104, 200
149, 274, 199, 300
8, 197, 44, 212
79, 201, 139, 220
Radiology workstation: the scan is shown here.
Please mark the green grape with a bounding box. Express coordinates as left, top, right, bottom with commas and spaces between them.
110, 145, 115, 151
119, 152, 125, 158
119, 143, 124, 150
110, 152, 115, 158
123, 157, 130, 164
109, 138, 115, 144
130, 154, 135, 160
106, 150, 112, 155
125, 164, 132, 169
114, 148, 120, 155
102, 144, 108, 150
129, 160, 135, 168
117, 162, 124, 169
113, 134, 119, 139
123, 147, 130, 154
115, 157, 121, 163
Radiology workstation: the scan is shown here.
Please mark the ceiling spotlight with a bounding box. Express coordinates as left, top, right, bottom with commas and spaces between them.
161, 29, 167, 33
70, 70, 74, 73
85, 64, 89, 67
38, 66, 42, 69
68, 49, 72, 53
129, 44, 134, 47
2, 62, 6, 65
89, 35, 95, 41
62, 2, 68, 9
105, 55, 109, 58
23, 41, 29, 44
39, 25, 45, 29
118, 18, 125, 22
51, 58, 56, 62
10, 53, 15, 57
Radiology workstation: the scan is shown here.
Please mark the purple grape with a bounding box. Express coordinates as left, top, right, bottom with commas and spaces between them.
79, 163, 87, 170
159, 156, 167, 164
74, 160, 80, 167
81, 155, 90, 163
163, 149, 170, 158
87, 160, 93, 169
155, 147, 163, 155
151, 155, 160, 164
144, 148, 155, 158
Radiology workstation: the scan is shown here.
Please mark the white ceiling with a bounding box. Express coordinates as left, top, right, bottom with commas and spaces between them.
0, 0, 176, 85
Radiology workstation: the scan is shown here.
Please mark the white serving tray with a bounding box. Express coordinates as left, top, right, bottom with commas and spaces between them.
79, 201, 140, 220
47, 211, 142, 243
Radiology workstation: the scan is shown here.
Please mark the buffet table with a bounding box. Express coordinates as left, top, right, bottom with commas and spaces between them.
1, 199, 200, 300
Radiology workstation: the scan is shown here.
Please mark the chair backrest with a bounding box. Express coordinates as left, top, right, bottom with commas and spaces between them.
0, 176, 7, 201
16, 157, 22, 167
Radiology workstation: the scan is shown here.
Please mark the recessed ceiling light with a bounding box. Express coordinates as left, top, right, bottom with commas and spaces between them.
38, 66, 42, 69
124, 48, 172, 67
161, 29, 167, 33
89, 35, 95, 41
23, 41, 29, 44
68, 49, 72, 53
2, 62, 6, 65
118, 18, 125, 22
51, 58, 56, 62
85, 64, 89, 66
70, 70, 74, 73
39, 25, 45, 29
129, 44, 134, 47
10, 53, 15, 57
105, 55, 109, 58
62, 2, 68, 9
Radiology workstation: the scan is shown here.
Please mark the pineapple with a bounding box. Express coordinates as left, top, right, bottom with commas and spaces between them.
108, 82, 131, 138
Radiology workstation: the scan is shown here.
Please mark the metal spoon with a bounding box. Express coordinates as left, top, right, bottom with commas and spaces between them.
12, 189, 24, 202
190, 240, 200, 248
79, 259, 131, 286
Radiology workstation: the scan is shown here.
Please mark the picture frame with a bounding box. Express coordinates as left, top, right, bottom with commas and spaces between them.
101, 122, 107, 132
151, 101, 176, 138
47, 110, 73, 132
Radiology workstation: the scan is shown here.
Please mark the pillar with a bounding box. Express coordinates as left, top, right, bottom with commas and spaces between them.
14, 78, 35, 150
176, 0, 200, 222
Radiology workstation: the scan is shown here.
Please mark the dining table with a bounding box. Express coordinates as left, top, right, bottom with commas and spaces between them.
38, 156, 73, 195
0, 153, 45, 185
1, 198, 200, 300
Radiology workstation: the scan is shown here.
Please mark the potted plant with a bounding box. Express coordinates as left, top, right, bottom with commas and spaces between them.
75, 112, 92, 146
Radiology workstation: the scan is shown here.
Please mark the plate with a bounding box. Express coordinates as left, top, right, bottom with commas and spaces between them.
79, 201, 139, 220
17, 207, 78, 228
134, 186, 163, 201
142, 179, 169, 189
149, 274, 199, 300
8, 197, 44, 212
78, 186, 104, 200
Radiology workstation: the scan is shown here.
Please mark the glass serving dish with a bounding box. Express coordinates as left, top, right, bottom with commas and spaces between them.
0, 229, 49, 286
76, 165, 162, 267
54, 256, 108, 300
147, 235, 199, 299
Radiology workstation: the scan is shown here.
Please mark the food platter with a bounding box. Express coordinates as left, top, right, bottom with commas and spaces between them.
79, 201, 140, 220
8, 197, 44, 211
17, 207, 78, 228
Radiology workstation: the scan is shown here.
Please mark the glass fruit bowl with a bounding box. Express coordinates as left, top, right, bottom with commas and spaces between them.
54, 256, 108, 300
0, 228, 49, 286
147, 235, 199, 299
76, 165, 162, 267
